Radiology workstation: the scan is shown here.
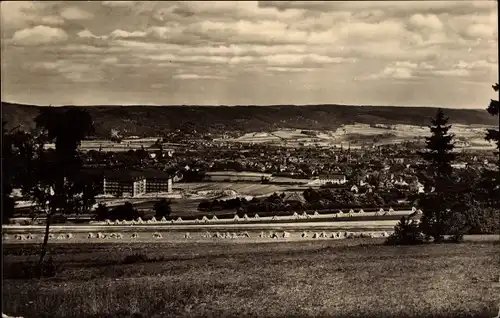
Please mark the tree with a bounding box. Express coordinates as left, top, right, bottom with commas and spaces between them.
418, 108, 455, 192
154, 199, 172, 219
483, 83, 500, 206
2, 121, 15, 224
485, 83, 499, 160
94, 203, 110, 221
20, 107, 95, 269
417, 109, 456, 242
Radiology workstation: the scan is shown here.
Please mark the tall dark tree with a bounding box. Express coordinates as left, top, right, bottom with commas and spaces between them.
417, 109, 456, 242
486, 83, 499, 159
2, 121, 15, 224
418, 108, 455, 192
484, 83, 500, 204
20, 107, 95, 268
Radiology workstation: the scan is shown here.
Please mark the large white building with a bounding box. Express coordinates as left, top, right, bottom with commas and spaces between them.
103, 170, 173, 198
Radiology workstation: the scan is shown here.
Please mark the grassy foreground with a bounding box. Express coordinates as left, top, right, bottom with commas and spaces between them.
3, 240, 500, 318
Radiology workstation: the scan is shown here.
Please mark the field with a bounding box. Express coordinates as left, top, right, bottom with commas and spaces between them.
216, 125, 496, 149
3, 240, 500, 318
174, 182, 297, 197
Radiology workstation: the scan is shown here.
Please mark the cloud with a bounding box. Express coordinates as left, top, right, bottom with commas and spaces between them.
394, 61, 418, 69
434, 69, 470, 77
408, 13, 444, 31
12, 25, 68, 46
101, 1, 137, 7
109, 29, 147, 39
362, 60, 443, 80
267, 67, 316, 73
102, 56, 118, 64
1, 2, 44, 29
26, 59, 103, 82
376, 66, 414, 80
173, 74, 224, 80
465, 23, 496, 39
60, 7, 93, 20
339, 20, 407, 41
77, 29, 99, 39
137, 51, 354, 69
0, 2, 65, 34
40, 15, 65, 25
452, 59, 494, 70
259, 1, 495, 16
263, 54, 354, 66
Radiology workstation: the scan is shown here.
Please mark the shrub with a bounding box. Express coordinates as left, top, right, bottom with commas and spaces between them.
451, 204, 500, 235
107, 202, 142, 221
94, 203, 109, 221
385, 216, 425, 245
154, 199, 172, 219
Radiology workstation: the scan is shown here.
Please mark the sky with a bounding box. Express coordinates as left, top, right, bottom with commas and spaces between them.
1, 1, 498, 108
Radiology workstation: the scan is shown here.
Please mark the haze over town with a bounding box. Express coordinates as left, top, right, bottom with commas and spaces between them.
1, 0, 498, 108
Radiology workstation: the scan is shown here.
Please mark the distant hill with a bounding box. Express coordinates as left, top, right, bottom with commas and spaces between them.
1, 102, 496, 138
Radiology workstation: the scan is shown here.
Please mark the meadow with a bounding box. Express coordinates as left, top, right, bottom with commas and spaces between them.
3, 240, 499, 318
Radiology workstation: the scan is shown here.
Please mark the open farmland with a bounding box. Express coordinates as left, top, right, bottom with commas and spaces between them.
217, 124, 497, 149
3, 240, 499, 318
175, 182, 291, 197
44, 138, 161, 153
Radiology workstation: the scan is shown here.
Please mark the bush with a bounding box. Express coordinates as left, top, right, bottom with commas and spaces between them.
107, 202, 142, 221
419, 192, 500, 240
452, 205, 500, 235
154, 199, 172, 219
94, 203, 109, 221
385, 216, 426, 245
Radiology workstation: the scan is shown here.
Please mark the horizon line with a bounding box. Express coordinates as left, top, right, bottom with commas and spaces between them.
1, 101, 488, 111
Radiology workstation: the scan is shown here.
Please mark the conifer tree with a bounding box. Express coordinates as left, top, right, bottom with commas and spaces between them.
483, 83, 500, 207
417, 108, 456, 241
486, 83, 499, 169
419, 108, 455, 192
486, 83, 499, 154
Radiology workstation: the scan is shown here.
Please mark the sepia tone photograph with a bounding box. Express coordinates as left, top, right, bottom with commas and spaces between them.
1, 1, 499, 317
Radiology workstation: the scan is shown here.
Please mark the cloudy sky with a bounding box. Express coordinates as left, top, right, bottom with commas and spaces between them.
1, 1, 498, 108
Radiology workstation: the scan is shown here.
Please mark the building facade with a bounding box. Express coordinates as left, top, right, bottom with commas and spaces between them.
103, 174, 146, 198
145, 177, 173, 193
100, 170, 173, 198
